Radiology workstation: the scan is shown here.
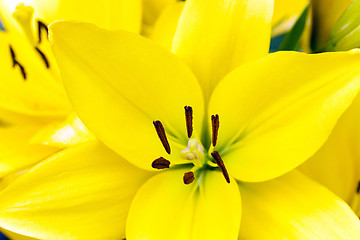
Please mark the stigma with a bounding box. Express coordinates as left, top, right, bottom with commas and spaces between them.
13, 4, 36, 45
180, 138, 205, 167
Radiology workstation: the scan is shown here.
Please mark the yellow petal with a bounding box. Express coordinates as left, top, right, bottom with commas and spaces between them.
0, 141, 153, 239
172, 0, 273, 101
50, 22, 204, 170
127, 169, 241, 240
272, 0, 308, 36
311, 0, 352, 51
0, 124, 58, 178
30, 113, 95, 148
143, 0, 176, 27
209, 50, 360, 182
150, 2, 185, 51
238, 170, 360, 239
299, 92, 360, 204
54, 0, 142, 33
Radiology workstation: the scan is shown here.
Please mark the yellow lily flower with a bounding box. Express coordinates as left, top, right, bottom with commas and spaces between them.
0, 0, 141, 181
2, 0, 360, 239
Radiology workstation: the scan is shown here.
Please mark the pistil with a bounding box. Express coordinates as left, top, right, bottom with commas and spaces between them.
13, 4, 36, 46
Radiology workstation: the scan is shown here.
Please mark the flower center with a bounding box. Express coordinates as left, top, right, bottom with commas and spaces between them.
6, 3, 50, 80
180, 138, 204, 167
151, 106, 230, 185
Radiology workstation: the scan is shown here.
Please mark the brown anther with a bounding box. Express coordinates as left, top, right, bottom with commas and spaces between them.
211, 151, 230, 183
184, 106, 193, 138
35, 47, 50, 68
211, 114, 219, 147
357, 181, 360, 194
183, 171, 195, 184
37, 20, 48, 43
152, 157, 170, 169
9, 46, 16, 67
153, 120, 171, 154
9, 45, 27, 80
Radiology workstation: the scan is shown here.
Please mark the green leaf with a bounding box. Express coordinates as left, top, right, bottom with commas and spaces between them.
279, 5, 309, 51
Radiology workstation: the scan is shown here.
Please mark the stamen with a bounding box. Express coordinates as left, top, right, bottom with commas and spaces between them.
153, 120, 171, 154
9, 45, 26, 80
17, 62, 26, 80
211, 151, 230, 183
184, 106, 193, 138
37, 20, 48, 43
211, 114, 219, 147
357, 181, 360, 194
152, 157, 170, 169
183, 171, 195, 184
9, 46, 16, 67
35, 47, 50, 68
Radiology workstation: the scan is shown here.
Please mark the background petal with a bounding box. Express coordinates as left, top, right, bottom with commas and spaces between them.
30, 113, 96, 148
51, 22, 204, 170
209, 51, 360, 182
0, 141, 153, 240
238, 170, 360, 240
299, 92, 360, 204
0, 124, 58, 178
127, 169, 241, 240
172, 0, 274, 101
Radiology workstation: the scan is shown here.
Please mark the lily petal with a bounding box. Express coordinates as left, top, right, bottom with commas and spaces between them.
30, 113, 95, 148
0, 32, 71, 120
172, 0, 273, 101
127, 169, 241, 240
54, 0, 142, 33
209, 51, 360, 182
238, 170, 360, 239
299, 92, 360, 203
151, 2, 185, 51
0, 141, 153, 239
0, 124, 58, 178
50, 22, 204, 170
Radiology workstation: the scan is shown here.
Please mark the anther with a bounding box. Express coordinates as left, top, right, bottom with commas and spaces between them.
357, 181, 360, 194
153, 120, 171, 154
9, 46, 16, 67
35, 47, 50, 68
183, 171, 195, 184
184, 106, 193, 138
9, 45, 27, 80
37, 20, 48, 43
152, 157, 170, 169
211, 151, 230, 183
211, 114, 219, 147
